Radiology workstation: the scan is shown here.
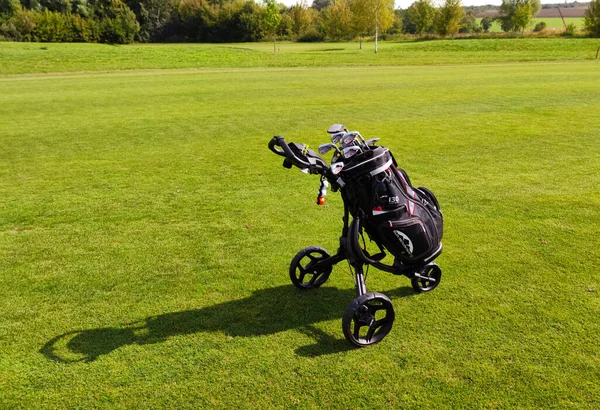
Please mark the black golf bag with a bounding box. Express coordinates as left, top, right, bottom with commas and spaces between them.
338, 146, 443, 265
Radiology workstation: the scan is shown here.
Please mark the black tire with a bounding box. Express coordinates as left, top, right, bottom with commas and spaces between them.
342, 292, 395, 347
289, 246, 332, 290
411, 263, 442, 293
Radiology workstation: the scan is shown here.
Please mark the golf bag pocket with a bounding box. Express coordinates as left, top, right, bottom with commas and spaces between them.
378, 218, 436, 263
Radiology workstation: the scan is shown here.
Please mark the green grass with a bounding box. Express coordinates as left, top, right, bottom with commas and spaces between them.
480, 17, 585, 32
1, 42, 600, 408
1, 37, 599, 75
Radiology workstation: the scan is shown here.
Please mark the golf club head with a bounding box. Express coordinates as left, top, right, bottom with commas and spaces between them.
318, 143, 338, 156
365, 138, 380, 147
331, 162, 344, 175
331, 132, 345, 144
327, 124, 348, 134
340, 132, 358, 148
343, 146, 362, 159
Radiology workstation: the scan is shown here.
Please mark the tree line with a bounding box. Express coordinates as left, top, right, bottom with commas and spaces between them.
1, 0, 599, 44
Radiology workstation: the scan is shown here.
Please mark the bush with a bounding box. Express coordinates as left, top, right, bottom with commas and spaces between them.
296, 27, 323, 42
533, 21, 546, 32
99, 10, 139, 43
33, 10, 73, 42
564, 22, 577, 36
584, 0, 600, 37
0, 6, 36, 40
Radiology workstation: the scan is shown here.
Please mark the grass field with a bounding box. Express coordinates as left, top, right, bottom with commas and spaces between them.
1, 38, 599, 75
479, 17, 585, 32
1, 41, 600, 408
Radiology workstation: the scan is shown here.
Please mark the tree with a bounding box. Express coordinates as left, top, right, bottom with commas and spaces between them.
262, 0, 280, 52
350, 0, 394, 53
321, 0, 352, 40
480, 16, 493, 32
584, 0, 600, 37
0, 0, 21, 15
126, 0, 175, 41
288, 0, 312, 36
406, 0, 435, 35
498, 0, 540, 33
311, 0, 330, 11
435, 0, 463, 36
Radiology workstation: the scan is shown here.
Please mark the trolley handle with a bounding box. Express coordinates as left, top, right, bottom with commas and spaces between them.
268, 135, 326, 174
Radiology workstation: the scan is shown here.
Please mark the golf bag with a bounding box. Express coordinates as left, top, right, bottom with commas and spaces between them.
339, 146, 443, 265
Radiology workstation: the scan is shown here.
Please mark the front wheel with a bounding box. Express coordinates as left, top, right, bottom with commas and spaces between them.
342, 293, 395, 347
411, 263, 442, 293
289, 246, 332, 290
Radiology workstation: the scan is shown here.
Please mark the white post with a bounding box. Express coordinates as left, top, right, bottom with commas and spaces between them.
374, 9, 378, 54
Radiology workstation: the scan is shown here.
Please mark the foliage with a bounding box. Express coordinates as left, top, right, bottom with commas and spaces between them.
0, 4, 36, 40
321, 0, 352, 40
498, 0, 541, 32
406, 0, 436, 35
127, 0, 177, 41
289, 0, 312, 36
0, 0, 20, 15
296, 25, 323, 41
563, 22, 577, 35
533, 20, 546, 31
262, 0, 279, 35
480, 16, 493, 32
435, 0, 464, 36
584, 0, 600, 37
98, 5, 140, 42
311, 0, 330, 11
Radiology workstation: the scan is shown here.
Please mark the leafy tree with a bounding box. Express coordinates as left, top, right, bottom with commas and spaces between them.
406, 0, 435, 35
0, 3, 36, 40
288, 0, 312, 36
498, 0, 540, 33
459, 10, 480, 33
311, 0, 330, 11
480, 15, 493, 32
533, 20, 545, 31
262, 0, 280, 52
435, 0, 463, 36
321, 0, 352, 40
584, 0, 600, 37
387, 8, 402, 34
276, 10, 292, 36
126, 0, 176, 41
350, 0, 394, 53
178, 0, 217, 40
0, 0, 21, 15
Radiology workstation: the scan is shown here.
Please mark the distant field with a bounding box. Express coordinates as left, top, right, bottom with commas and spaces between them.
1, 42, 600, 408
1, 38, 599, 75
477, 6, 587, 18
479, 17, 585, 32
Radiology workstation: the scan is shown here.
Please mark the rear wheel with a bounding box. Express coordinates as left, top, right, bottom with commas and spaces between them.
289, 246, 332, 290
342, 293, 395, 347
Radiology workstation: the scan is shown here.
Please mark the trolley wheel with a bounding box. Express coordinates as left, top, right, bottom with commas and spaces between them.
289, 246, 332, 290
411, 263, 442, 293
342, 292, 395, 347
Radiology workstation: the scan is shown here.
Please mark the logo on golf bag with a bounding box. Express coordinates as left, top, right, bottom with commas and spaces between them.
393, 230, 413, 256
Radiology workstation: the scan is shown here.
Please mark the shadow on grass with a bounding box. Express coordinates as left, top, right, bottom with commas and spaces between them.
40, 285, 414, 363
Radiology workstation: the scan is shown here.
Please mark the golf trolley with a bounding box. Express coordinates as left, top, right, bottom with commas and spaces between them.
268, 124, 444, 347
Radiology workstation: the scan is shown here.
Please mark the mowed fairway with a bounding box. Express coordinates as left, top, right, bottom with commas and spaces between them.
1, 43, 600, 408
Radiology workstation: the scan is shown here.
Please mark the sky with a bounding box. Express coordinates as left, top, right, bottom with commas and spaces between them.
279, 0, 573, 9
